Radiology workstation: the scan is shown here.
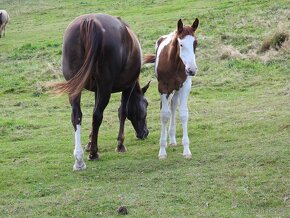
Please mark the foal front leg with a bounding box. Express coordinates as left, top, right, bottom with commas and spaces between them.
179, 77, 192, 159
70, 95, 86, 171
169, 92, 179, 146
159, 94, 171, 159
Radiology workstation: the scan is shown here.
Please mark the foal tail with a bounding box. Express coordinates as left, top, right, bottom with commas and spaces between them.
53, 18, 104, 99
142, 54, 156, 65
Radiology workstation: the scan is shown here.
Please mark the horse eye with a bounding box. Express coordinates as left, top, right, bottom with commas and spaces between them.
180, 44, 183, 47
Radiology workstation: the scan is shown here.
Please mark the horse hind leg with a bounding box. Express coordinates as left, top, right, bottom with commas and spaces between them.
88, 88, 111, 160
70, 95, 86, 171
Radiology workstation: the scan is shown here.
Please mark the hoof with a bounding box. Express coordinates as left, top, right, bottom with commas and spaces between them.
85, 142, 91, 152
116, 145, 127, 153
88, 153, 99, 161
169, 143, 177, 146
183, 153, 192, 159
73, 161, 86, 171
158, 154, 167, 160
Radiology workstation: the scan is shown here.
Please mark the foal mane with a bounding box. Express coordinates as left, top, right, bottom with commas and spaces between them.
177, 26, 195, 39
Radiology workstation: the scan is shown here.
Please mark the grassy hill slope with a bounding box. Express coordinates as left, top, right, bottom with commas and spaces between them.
0, 0, 289, 217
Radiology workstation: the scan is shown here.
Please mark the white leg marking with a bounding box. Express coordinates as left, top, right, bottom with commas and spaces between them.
159, 94, 171, 159
169, 92, 179, 146
73, 125, 86, 171
179, 77, 192, 158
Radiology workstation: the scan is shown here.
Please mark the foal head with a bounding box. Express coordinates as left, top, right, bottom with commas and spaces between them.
175, 18, 199, 76
126, 81, 150, 139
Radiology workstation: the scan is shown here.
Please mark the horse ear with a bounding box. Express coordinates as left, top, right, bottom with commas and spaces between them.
142, 80, 151, 94
177, 19, 183, 33
192, 18, 199, 31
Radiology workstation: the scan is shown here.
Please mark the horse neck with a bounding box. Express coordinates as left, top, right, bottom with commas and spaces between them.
124, 81, 141, 102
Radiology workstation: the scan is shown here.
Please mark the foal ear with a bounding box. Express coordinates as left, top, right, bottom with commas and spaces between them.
142, 80, 151, 94
177, 19, 183, 33
191, 18, 199, 31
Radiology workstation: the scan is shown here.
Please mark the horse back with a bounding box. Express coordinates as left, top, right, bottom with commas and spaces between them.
0, 10, 9, 24
62, 14, 141, 93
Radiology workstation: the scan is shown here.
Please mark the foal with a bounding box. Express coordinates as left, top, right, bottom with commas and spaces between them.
144, 18, 199, 159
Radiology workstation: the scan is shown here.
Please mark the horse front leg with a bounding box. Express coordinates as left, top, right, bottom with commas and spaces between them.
179, 77, 192, 159
159, 94, 171, 159
88, 90, 111, 160
116, 100, 127, 152
70, 94, 86, 171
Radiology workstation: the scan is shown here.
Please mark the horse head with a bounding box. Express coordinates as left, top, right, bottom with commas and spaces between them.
126, 81, 150, 139
176, 18, 199, 76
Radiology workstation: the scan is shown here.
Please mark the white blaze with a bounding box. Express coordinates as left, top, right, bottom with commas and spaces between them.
178, 35, 197, 75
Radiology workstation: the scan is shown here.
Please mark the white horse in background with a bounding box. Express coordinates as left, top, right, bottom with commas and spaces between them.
0, 10, 10, 38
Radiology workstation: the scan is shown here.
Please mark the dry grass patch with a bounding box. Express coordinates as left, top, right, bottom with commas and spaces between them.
220, 27, 290, 62
259, 30, 289, 53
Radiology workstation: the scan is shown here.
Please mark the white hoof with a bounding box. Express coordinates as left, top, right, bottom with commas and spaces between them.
73, 161, 86, 171
158, 154, 167, 160
183, 153, 192, 159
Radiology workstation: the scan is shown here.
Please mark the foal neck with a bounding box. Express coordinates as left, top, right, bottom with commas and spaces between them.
168, 35, 184, 69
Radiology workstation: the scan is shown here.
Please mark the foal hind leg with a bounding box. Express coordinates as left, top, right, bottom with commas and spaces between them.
179, 77, 192, 159
159, 94, 171, 159
70, 95, 86, 171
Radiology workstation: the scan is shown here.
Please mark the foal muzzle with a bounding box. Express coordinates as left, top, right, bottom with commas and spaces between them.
186, 67, 197, 76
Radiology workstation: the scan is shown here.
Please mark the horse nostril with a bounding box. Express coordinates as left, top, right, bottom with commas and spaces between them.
144, 129, 149, 138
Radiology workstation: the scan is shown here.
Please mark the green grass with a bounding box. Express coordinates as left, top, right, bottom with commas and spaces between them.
0, 0, 289, 217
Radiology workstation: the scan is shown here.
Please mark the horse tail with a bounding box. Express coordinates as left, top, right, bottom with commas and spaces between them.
53, 18, 104, 99
142, 54, 156, 65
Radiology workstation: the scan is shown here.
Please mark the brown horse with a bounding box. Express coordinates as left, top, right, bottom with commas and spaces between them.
0, 10, 10, 38
54, 14, 150, 170
144, 18, 199, 159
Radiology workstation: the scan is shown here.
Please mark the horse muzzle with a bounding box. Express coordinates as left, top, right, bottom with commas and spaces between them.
136, 129, 149, 140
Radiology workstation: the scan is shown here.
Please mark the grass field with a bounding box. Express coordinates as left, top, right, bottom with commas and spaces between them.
0, 0, 289, 217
